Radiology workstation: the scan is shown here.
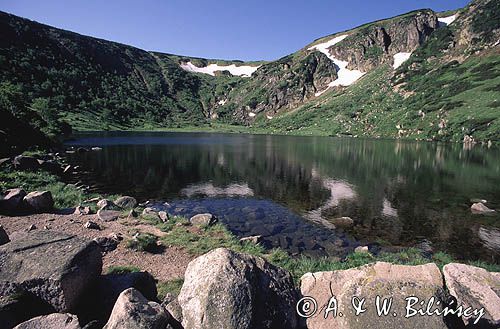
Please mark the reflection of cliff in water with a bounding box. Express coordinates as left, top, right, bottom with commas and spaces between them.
67, 132, 500, 262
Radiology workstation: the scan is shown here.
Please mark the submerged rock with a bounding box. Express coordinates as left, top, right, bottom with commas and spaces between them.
178, 248, 299, 329
0, 230, 102, 312
103, 288, 169, 329
301, 262, 447, 329
189, 213, 217, 227
443, 263, 500, 327
13, 313, 81, 329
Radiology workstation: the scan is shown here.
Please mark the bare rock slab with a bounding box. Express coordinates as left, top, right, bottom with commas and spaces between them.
0, 230, 102, 313
103, 288, 169, 329
13, 313, 81, 329
300, 262, 447, 329
178, 247, 299, 329
443, 263, 500, 327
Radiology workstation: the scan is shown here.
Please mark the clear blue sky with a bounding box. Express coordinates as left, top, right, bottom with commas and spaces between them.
1, 0, 469, 61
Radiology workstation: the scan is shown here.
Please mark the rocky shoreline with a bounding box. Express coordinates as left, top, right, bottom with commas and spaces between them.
1, 150, 500, 328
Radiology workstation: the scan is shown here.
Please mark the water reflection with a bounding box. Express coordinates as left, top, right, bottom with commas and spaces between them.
66, 132, 500, 262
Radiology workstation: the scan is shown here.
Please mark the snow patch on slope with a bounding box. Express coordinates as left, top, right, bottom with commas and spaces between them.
438, 15, 456, 27
308, 34, 365, 96
393, 52, 412, 69
180, 61, 260, 77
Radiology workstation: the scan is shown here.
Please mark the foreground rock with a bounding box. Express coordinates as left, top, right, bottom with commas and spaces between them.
23, 191, 54, 212
0, 188, 27, 213
114, 196, 137, 209
178, 248, 299, 329
301, 262, 447, 329
443, 263, 500, 327
189, 213, 217, 227
103, 288, 169, 329
0, 230, 102, 313
13, 313, 81, 329
97, 209, 122, 222
0, 225, 10, 245
471, 202, 496, 214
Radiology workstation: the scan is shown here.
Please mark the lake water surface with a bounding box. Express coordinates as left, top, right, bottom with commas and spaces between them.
66, 132, 500, 262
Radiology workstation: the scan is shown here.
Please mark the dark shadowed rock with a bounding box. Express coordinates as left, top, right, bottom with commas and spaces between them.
103, 288, 169, 329
0, 230, 102, 313
13, 313, 81, 329
93, 237, 118, 252
301, 262, 447, 329
0, 225, 10, 245
23, 191, 54, 212
13, 155, 40, 171
114, 196, 137, 209
443, 263, 500, 327
189, 213, 217, 227
178, 248, 299, 329
0, 188, 27, 213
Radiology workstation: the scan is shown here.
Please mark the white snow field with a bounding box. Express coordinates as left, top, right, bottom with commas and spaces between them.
308, 34, 365, 96
180, 61, 260, 77
438, 15, 457, 27
393, 52, 412, 69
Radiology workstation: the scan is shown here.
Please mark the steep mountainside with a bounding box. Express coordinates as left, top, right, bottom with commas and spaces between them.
0, 0, 498, 154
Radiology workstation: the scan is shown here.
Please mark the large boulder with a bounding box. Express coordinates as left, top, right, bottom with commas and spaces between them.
300, 262, 447, 329
0, 188, 27, 213
103, 288, 169, 329
0, 230, 102, 313
13, 155, 40, 171
114, 196, 137, 209
0, 225, 10, 245
443, 263, 500, 327
13, 313, 81, 329
23, 191, 54, 212
178, 248, 299, 329
189, 213, 217, 227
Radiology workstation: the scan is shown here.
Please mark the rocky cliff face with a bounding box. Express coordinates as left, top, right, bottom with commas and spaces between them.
329, 11, 438, 71
225, 51, 338, 121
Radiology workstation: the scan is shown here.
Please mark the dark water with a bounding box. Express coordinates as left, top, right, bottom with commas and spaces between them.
66, 131, 500, 262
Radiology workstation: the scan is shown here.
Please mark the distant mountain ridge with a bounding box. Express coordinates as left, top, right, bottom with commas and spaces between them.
0, 0, 498, 155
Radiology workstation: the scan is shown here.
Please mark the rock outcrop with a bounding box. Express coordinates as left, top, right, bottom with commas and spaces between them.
443, 263, 500, 327
178, 247, 299, 329
0, 230, 102, 313
13, 313, 81, 329
103, 288, 169, 329
300, 262, 447, 329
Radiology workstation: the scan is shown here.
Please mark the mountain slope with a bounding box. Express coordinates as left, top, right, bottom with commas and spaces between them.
0, 0, 498, 151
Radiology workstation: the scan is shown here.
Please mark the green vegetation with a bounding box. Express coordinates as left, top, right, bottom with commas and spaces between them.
0, 165, 94, 208
125, 233, 159, 253
157, 278, 184, 300
106, 265, 141, 275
